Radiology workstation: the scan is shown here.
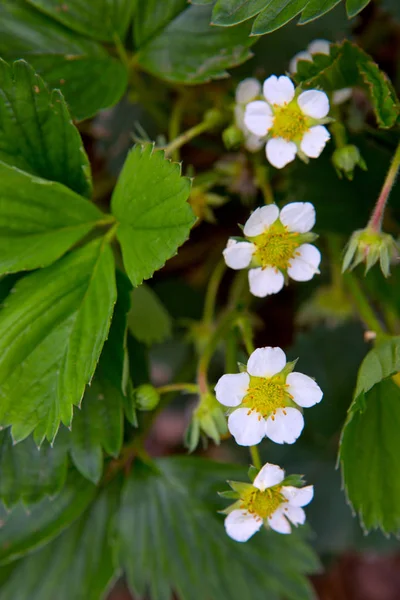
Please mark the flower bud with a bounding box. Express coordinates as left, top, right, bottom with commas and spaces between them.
332, 145, 366, 180
222, 124, 244, 149
342, 228, 397, 277
135, 384, 160, 411
185, 392, 228, 452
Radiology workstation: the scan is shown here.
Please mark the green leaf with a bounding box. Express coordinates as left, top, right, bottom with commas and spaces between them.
0, 161, 104, 276
128, 284, 172, 346
0, 480, 120, 600
0, 238, 117, 443
26, 0, 135, 42
340, 377, 400, 533
134, 3, 255, 84
69, 274, 130, 483
116, 457, 319, 600
0, 0, 128, 120
111, 144, 194, 287
294, 41, 399, 129
0, 59, 91, 196
299, 0, 341, 24
353, 336, 400, 399
212, 0, 266, 26
0, 428, 68, 508
252, 0, 308, 34
345, 0, 370, 17
0, 469, 96, 565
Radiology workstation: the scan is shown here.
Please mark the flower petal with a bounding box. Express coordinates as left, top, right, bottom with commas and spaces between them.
265, 407, 304, 444
280, 202, 316, 233
253, 462, 285, 491
244, 101, 273, 136
281, 485, 314, 507
224, 509, 263, 542
300, 125, 330, 158
288, 243, 321, 282
228, 408, 265, 446
283, 504, 306, 526
247, 346, 286, 378
308, 39, 331, 56
286, 372, 323, 408
298, 90, 330, 119
263, 75, 295, 106
289, 51, 312, 74
268, 506, 291, 534
266, 138, 297, 169
236, 78, 262, 104
332, 88, 352, 105
243, 204, 279, 237
223, 239, 255, 270
248, 267, 284, 297
215, 372, 250, 407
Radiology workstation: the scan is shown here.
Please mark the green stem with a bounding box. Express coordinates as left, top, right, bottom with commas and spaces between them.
168, 94, 186, 162
113, 33, 130, 68
250, 445, 262, 470
203, 260, 226, 327
253, 157, 274, 205
343, 272, 386, 336
157, 383, 199, 395
238, 318, 255, 355
164, 120, 214, 158
368, 140, 400, 232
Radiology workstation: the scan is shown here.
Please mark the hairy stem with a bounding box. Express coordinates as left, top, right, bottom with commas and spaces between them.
368, 141, 400, 232
203, 260, 226, 327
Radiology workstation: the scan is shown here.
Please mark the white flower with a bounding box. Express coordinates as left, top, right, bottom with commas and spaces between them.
289, 40, 352, 106
215, 346, 323, 446
222, 202, 321, 297
224, 462, 314, 542
244, 75, 330, 169
234, 78, 264, 152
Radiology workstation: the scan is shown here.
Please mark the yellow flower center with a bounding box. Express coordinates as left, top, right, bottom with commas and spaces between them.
240, 486, 284, 519
252, 226, 301, 271
272, 101, 308, 142
242, 376, 289, 418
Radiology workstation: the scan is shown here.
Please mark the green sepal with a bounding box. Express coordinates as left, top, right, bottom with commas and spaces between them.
282, 474, 306, 488
237, 362, 247, 373
280, 358, 299, 377
248, 465, 259, 482
218, 490, 240, 499
227, 480, 253, 494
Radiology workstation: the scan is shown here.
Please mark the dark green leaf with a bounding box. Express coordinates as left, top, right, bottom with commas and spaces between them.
340, 377, 400, 533
0, 59, 91, 196
0, 161, 103, 276
299, 0, 341, 23
212, 0, 266, 26
26, 0, 135, 42
135, 3, 255, 84
346, 0, 370, 17
0, 470, 96, 564
116, 457, 319, 600
0, 238, 116, 443
294, 41, 399, 129
0, 480, 119, 600
353, 336, 400, 399
128, 284, 172, 346
252, 0, 308, 34
0, 0, 128, 120
0, 428, 68, 508
112, 144, 194, 287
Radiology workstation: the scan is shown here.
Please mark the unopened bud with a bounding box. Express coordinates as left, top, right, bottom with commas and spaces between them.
135, 384, 160, 411
342, 228, 397, 277
222, 124, 244, 149
332, 145, 366, 180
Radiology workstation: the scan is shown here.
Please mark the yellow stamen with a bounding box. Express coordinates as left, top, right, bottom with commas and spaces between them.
242, 375, 289, 418
240, 486, 284, 519
272, 100, 309, 142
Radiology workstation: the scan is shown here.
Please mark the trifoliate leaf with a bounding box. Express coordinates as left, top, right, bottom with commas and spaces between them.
134, 2, 255, 84
0, 470, 96, 565
0, 59, 91, 196
128, 284, 172, 345
294, 40, 399, 129
26, 0, 135, 42
116, 457, 319, 600
111, 144, 195, 287
0, 161, 104, 276
0, 238, 116, 443
0, 428, 68, 509
0, 478, 119, 600
0, 0, 128, 120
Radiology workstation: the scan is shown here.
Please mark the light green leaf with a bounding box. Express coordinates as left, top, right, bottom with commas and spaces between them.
116, 457, 319, 600
128, 284, 172, 346
0, 428, 68, 508
353, 336, 400, 399
0, 0, 128, 120
70, 274, 130, 483
134, 3, 255, 84
0, 161, 104, 276
0, 470, 96, 565
26, 0, 135, 42
294, 41, 399, 129
111, 144, 194, 287
0, 238, 117, 443
346, 0, 370, 17
340, 377, 400, 533
0, 59, 91, 196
